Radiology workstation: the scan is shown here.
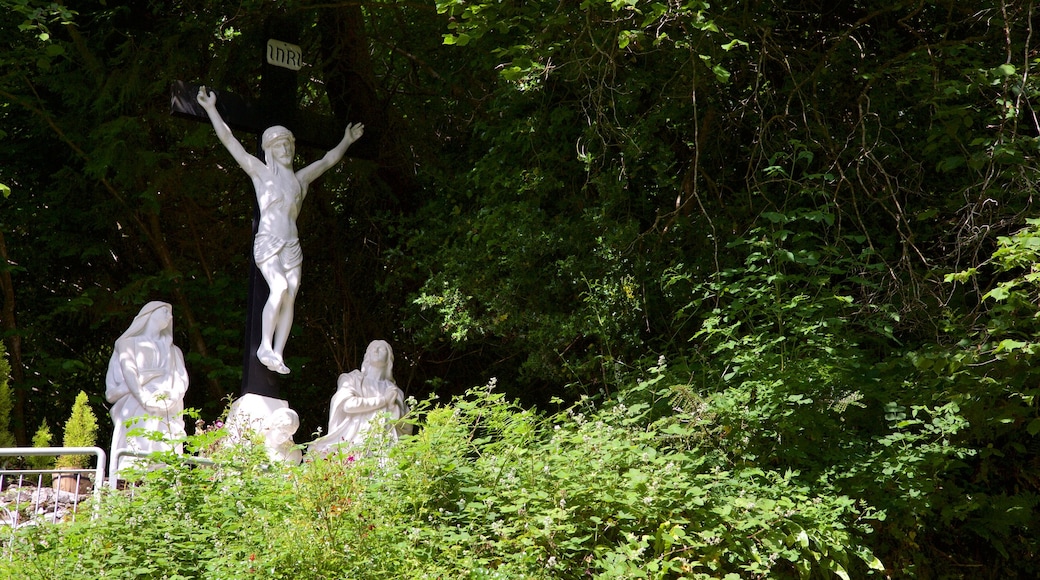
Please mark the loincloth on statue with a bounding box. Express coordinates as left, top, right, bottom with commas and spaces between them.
254, 234, 303, 269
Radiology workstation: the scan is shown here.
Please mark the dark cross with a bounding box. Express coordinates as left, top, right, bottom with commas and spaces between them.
170, 18, 346, 399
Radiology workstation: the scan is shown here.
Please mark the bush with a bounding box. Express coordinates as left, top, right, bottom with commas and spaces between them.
27, 419, 55, 472
1, 382, 883, 579
0, 341, 15, 448
54, 391, 98, 469
368, 378, 882, 579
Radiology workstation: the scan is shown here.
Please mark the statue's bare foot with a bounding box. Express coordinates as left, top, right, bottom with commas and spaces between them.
258, 349, 291, 375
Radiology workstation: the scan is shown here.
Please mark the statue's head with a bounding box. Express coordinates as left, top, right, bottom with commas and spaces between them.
362, 340, 395, 381
261, 125, 295, 151
120, 301, 174, 343
266, 408, 300, 435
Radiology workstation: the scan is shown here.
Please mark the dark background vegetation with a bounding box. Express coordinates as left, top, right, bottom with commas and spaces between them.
2, 0, 1040, 576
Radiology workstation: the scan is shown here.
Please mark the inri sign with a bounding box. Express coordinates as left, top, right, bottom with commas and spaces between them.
267, 39, 302, 71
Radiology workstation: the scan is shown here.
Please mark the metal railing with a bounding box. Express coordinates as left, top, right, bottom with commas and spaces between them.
0, 446, 106, 541
108, 448, 215, 490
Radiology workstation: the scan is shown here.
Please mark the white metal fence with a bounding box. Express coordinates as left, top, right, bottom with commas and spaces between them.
0, 447, 106, 528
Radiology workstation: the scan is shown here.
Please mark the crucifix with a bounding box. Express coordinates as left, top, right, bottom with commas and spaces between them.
171, 18, 362, 399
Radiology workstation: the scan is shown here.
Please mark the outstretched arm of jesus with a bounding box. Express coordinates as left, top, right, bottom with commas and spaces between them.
296, 122, 364, 185
196, 86, 263, 175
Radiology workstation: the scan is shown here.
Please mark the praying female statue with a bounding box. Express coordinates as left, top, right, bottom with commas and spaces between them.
196, 86, 364, 375
105, 301, 189, 478
309, 340, 410, 455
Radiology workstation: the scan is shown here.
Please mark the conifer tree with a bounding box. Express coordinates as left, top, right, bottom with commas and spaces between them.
55, 391, 99, 469
0, 342, 13, 448
28, 419, 54, 471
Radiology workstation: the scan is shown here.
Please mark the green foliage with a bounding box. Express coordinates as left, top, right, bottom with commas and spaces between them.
5, 428, 292, 579
377, 380, 882, 579
27, 419, 54, 471
661, 205, 885, 469
0, 340, 13, 448
405, 0, 739, 396
55, 390, 98, 469
872, 220, 1040, 573
3, 0, 1040, 574
1, 386, 883, 579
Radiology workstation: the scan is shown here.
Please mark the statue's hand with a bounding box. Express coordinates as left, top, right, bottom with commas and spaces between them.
384, 385, 404, 405
344, 122, 364, 144
197, 86, 217, 109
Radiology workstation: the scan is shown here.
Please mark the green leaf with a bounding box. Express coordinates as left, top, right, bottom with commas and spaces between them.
721, 39, 748, 51
945, 268, 977, 283
985, 286, 1011, 301
712, 63, 731, 83
1027, 418, 1040, 436
996, 339, 1028, 353
995, 63, 1016, 76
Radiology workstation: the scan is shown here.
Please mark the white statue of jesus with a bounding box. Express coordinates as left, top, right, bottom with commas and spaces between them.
196, 86, 364, 374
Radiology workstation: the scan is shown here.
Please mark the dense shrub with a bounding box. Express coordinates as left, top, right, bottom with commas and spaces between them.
1, 380, 882, 579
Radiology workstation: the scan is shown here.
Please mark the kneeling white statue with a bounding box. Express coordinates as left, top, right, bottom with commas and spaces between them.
309, 340, 410, 456
106, 301, 188, 478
